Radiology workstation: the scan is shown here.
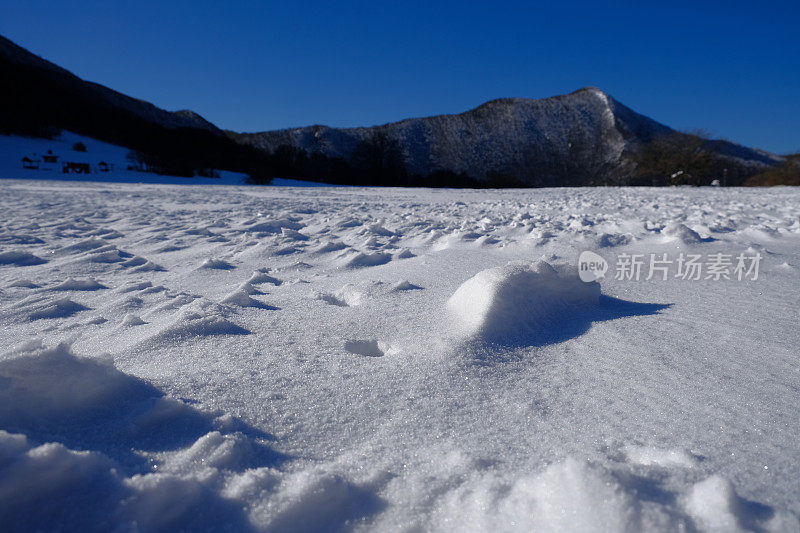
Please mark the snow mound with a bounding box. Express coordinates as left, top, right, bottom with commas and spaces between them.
264, 472, 385, 532
132, 259, 166, 272
0, 430, 122, 531
163, 431, 278, 474
154, 301, 250, 340
8, 279, 39, 288
333, 285, 367, 306
120, 256, 147, 268
243, 218, 303, 234
248, 271, 282, 285
434, 458, 638, 532
221, 289, 275, 309
87, 247, 131, 263
0, 342, 212, 450
317, 281, 387, 307
313, 241, 348, 254
57, 237, 107, 254
0, 251, 47, 266
52, 278, 107, 291
237, 282, 263, 295
341, 251, 392, 269
661, 222, 704, 244
0, 342, 276, 532
199, 258, 235, 270
280, 227, 310, 241
22, 297, 90, 320
447, 261, 600, 345
623, 444, 698, 468
121, 314, 147, 326
117, 281, 153, 293
684, 475, 798, 532
391, 280, 423, 291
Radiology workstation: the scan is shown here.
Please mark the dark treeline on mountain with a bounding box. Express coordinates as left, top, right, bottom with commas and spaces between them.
246, 130, 768, 188
624, 131, 765, 187
246, 133, 475, 187
247, 134, 509, 188
744, 155, 800, 186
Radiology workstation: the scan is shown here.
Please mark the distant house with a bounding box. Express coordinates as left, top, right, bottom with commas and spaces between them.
21, 156, 39, 170
98, 161, 114, 172
62, 161, 91, 174
42, 150, 58, 164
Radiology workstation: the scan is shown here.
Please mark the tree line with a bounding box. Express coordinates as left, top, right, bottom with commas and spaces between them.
245, 130, 795, 187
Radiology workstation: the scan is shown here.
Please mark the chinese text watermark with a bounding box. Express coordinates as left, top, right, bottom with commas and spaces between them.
579, 251, 762, 282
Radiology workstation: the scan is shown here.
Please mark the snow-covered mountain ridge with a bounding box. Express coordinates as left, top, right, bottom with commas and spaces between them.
0, 33, 785, 186
233, 88, 782, 184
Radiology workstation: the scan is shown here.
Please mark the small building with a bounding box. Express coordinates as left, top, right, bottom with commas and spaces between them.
42, 150, 58, 164
62, 162, 91, 174
21, 156, 39, 170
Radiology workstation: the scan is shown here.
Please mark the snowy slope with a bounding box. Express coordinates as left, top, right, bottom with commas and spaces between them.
0, 132, 248, 185
234, 88, 782, 183
1, 180, 799, 531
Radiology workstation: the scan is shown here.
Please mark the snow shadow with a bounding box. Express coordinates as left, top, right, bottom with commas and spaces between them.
468, 295, 672, 353
0, 343, 288, 475
265, 475, 389, 533
611, 471, 778, 532
449, 262, 672, 355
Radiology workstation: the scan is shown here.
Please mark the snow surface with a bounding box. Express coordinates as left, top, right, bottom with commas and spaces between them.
0, 179, 799, 532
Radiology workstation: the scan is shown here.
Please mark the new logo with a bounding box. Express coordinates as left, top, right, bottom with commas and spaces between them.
578, 251, 608, 282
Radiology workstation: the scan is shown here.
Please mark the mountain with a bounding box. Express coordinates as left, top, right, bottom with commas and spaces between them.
231, 88, 782, 186
0, 34, 783, 186
0, 35, 268, 177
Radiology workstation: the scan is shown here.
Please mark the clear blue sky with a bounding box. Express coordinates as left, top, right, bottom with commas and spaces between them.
2, 0, 798, 153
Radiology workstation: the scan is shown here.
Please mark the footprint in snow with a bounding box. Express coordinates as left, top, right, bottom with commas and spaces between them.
344, 339, 398, 357
315, 292, 349, 307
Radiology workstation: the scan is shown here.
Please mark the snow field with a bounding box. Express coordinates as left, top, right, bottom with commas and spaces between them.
0, 179, 799, 531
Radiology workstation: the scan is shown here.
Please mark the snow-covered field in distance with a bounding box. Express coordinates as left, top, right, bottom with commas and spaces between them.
0, 132, 249, 185
1, 179, 799, 532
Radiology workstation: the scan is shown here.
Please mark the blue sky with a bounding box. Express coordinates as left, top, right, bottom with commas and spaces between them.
2, 1, 798, 153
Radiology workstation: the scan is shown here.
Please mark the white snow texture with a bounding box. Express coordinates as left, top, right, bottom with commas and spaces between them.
0, 175, 799, 532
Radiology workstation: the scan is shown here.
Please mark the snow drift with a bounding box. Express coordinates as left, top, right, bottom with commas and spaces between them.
447, 261, 600, 345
